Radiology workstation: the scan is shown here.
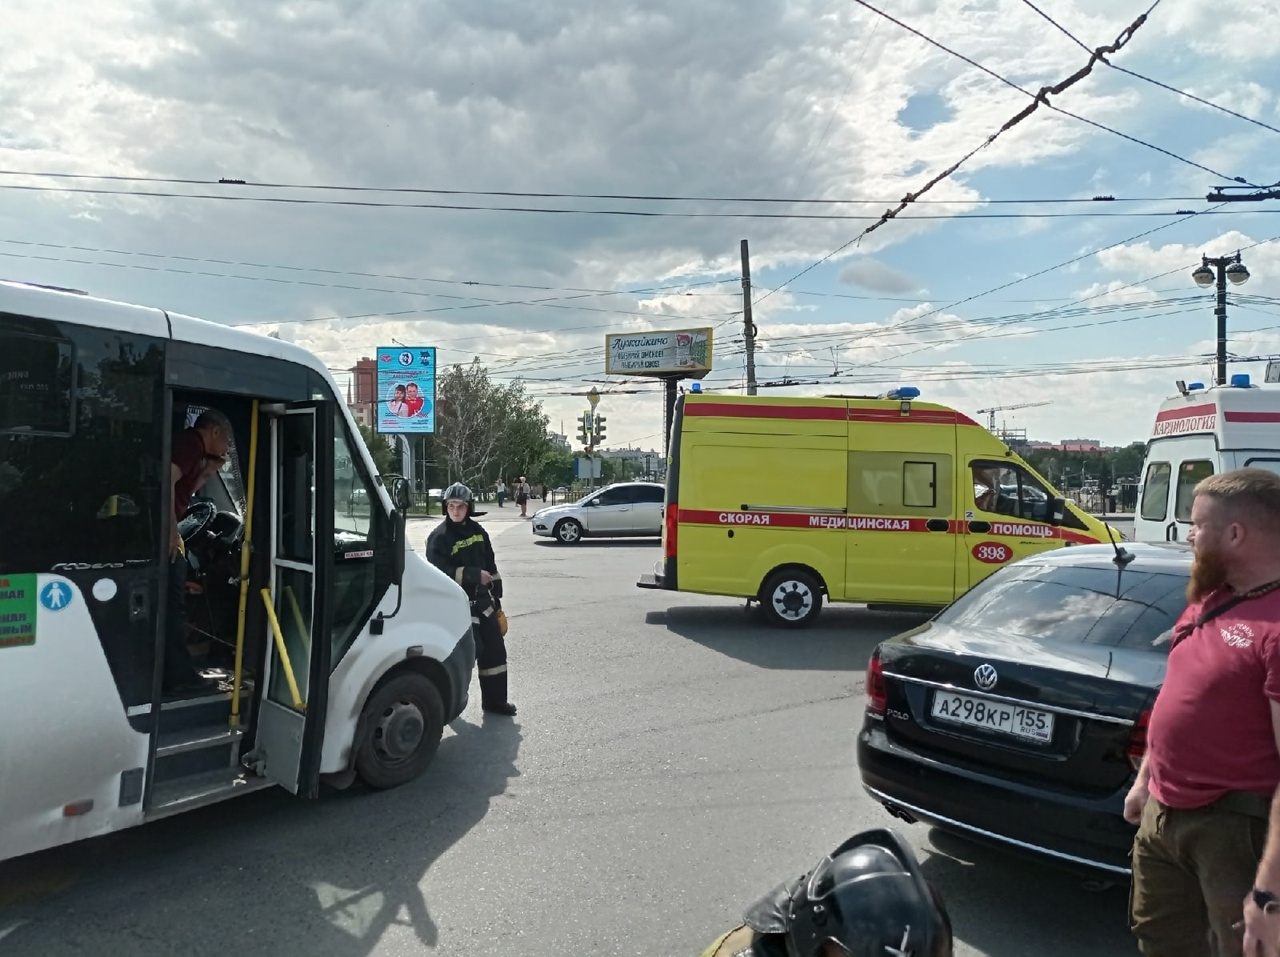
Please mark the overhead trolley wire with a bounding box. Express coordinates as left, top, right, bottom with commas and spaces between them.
845, 0, 1250, 185
854, 204, 1229, 342
0, 246, 736, 327
1017, 0, 1093, 55
0, 168, 1209, 207
0, 182, 1262, 220
751, 2, 1174, 311
0, 237, 741, 319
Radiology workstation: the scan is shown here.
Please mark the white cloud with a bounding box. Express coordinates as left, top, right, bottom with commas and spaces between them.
1, 0, 1277, 451
839, 258, 921, 294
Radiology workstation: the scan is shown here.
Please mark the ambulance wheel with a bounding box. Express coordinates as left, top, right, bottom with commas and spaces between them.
554, 518, 583, 544
760, 568, 822, 628
355, 673, 444, 789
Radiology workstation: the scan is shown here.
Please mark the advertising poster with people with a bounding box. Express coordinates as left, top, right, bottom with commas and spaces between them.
376, 346, 436, 433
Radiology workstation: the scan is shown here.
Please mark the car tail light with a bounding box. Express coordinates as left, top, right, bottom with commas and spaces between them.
1126, 708, 1151, 770
664, 501, 678, 559
866, 651, 887, 716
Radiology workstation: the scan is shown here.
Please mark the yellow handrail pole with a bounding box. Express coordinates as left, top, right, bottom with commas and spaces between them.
283, 584, 311, 650
260, 588, 305, 711
229, 400, 260, 727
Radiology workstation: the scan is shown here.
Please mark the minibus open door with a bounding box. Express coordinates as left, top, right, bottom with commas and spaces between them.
250, 401, 333, 798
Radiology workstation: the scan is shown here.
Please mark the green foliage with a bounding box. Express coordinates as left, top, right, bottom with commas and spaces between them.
357, 424, 398, 476
436, 359, 553, 487
600, 456, 638, 483
536, 448, 575, 487
1020, 442, 1147, 490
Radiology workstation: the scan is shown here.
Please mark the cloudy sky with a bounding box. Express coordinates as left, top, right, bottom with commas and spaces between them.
4, 0, 1280, 450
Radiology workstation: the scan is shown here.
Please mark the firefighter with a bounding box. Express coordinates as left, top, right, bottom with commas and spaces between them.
426, 482, 517, 716
699, 828, 952, 957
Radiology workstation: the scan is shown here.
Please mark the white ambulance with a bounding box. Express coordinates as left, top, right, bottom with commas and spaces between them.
1134, 373, 1280, 542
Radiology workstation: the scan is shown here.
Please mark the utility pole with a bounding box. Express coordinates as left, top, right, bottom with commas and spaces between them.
741, 239, 758, 396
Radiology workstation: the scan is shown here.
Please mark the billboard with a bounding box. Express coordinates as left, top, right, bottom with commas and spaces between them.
376, 346, 436, 434
605, 328, 712, 378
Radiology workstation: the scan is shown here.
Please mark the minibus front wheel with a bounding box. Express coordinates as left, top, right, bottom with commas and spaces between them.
355, 672, 446, 789
760, 567, 823, 628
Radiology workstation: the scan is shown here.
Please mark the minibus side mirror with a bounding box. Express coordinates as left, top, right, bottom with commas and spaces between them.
371, 499, 407, 635
386, 474, 412, 512
390, 508, 407, 586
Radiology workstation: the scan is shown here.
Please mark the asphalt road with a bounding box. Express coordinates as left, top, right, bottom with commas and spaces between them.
0, 511, 1140, 956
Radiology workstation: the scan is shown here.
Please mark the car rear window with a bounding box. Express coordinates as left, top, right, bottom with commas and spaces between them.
938, 563, 1188, 652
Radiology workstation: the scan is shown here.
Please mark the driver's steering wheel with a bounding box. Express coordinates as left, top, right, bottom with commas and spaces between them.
178, 500, 219, 544
179, 501, 245, 548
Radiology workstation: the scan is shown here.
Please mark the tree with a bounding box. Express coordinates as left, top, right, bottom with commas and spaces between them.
435, 359, 553, 487
600, 456, 638, 483
535, 448, 575, 488
357, 424, 399, 476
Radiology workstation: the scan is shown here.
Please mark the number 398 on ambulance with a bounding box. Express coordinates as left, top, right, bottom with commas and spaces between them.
637, 389, 1112, 626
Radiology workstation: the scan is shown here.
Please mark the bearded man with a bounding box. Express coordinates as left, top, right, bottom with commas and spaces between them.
1126, 468, 1280, 957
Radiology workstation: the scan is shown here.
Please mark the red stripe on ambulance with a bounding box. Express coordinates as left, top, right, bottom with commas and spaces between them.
678, 509, 1103, 545
684, 403, 847, 421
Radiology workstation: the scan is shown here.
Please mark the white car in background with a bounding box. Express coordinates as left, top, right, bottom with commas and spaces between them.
531, 482, 665, 544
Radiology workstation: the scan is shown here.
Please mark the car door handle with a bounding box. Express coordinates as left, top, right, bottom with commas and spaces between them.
1166, 521, 1178, 542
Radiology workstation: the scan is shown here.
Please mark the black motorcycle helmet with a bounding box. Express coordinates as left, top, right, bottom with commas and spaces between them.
783, 829, 951, 957
442, 482, 474, 520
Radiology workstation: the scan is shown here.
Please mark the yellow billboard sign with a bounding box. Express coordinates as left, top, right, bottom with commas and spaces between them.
605, 328, 713, 378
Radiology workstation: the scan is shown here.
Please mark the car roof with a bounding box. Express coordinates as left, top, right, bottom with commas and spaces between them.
1017, 542, 1191, 574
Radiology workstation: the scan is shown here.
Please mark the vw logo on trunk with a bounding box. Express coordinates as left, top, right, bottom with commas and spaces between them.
973, 663, 999, 691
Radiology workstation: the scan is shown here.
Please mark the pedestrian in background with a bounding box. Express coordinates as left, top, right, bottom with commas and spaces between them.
495, 479, 506, 508
1126, 468, 1280, 957
516, 475, 531, 517
426, 483, 517, 716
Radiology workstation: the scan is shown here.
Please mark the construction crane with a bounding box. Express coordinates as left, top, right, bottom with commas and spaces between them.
974, 401, 1050, 432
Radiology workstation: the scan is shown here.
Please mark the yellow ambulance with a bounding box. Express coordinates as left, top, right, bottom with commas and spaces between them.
637, 389, 1112, 626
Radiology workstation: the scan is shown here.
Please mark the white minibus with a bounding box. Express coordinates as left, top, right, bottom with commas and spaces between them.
0, 280, 474, 863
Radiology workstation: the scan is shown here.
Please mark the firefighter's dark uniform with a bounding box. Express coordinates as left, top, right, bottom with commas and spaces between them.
425, 511, 513, 712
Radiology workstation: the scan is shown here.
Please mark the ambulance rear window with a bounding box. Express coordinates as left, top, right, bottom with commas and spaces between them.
1140, 462, 1171, 522
1244, 458, 1280, 478
1174, 460, 1213, 521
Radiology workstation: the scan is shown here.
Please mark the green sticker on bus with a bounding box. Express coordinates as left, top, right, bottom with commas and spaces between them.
0, 575, 37, 648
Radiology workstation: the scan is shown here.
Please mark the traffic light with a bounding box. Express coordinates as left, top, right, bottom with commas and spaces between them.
593, 415, 607, 444
576, 412, 591, 446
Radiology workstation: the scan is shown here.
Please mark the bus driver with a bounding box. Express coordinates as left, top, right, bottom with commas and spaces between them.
166, 408, 234, 695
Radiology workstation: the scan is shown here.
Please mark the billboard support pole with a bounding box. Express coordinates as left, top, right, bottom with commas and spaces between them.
741, 239, 758, 396
663, 374, 679, 459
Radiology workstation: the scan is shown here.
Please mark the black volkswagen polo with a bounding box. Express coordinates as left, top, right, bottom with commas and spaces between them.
857, 542, 1191, 877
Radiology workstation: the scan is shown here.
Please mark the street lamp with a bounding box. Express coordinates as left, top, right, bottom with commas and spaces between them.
1191, 251, 1250, 386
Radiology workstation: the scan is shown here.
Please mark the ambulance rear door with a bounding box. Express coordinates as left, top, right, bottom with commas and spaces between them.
1135, 437, 1217, 543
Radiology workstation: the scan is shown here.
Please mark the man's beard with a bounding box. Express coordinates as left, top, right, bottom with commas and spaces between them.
1187, 545, 1230, 602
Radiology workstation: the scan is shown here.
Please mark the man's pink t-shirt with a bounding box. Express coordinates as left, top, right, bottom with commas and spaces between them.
1147, 587, 1280, 809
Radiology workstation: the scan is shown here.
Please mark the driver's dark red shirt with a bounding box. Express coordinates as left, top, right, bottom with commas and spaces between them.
172, 428, 208, 518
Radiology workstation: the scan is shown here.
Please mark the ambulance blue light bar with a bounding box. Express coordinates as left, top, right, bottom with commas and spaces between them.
881, 387, 920, 400
1230, 374, 1251, 388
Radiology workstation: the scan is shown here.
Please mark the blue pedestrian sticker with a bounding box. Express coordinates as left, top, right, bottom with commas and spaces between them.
40, 581, 73, 612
